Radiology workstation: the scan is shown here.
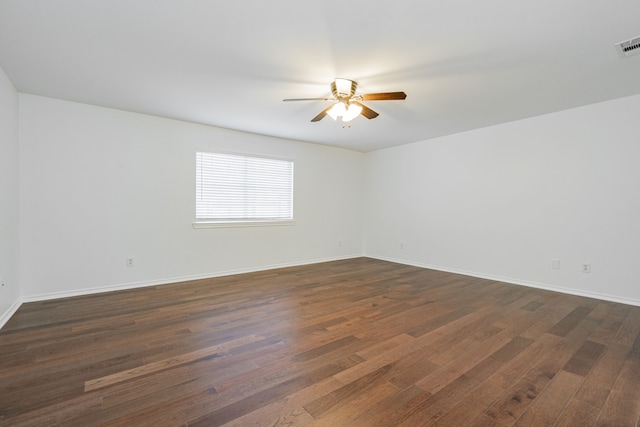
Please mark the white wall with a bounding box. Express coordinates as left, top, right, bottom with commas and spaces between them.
364, 94, 640, 305
19, 94, 364, 299
0, 66, 20, 324
10, 89, 640, 316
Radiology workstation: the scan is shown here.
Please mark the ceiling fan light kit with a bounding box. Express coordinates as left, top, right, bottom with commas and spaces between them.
283, 78, 406, 123
327, 101, 362, 122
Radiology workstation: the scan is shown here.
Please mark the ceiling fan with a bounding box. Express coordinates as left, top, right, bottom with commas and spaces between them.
283, 78, 407, 123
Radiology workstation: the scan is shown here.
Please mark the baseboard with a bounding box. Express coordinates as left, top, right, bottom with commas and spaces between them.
0, 298, 23, 330
12, 253, 635, 329
20, 254, 364, 304
366, 254, 640, 308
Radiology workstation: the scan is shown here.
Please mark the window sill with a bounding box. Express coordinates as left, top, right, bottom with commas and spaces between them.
192, 220, 296, 229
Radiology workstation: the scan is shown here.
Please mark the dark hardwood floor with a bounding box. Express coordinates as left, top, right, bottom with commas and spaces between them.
1, 257, 639, 426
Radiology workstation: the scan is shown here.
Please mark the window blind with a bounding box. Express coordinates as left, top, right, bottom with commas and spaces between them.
196, 151, 294, 223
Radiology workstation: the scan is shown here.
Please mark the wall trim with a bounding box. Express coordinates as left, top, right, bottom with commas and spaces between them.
7, 252, 638, 330
18, 254, 363, 304
366, 254, 640, 308
0, 298, 23, 330
2, 254, 360, 330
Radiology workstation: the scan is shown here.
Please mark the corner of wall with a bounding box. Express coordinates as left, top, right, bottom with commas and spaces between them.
0, 65, 22, 330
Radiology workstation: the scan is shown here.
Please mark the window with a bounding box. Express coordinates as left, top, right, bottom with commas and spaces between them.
195, 150, 294, 227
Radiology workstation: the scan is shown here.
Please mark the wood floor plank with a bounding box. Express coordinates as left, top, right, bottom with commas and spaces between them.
100, 357, 258, 410
306, 381, 399, 426
484, 332, 561, 391
431, 380, 505, 427
0, 394, 103, 427
613, 306, 640, 347
482, 328, 590, 425
554, 399, 602, 427
415, 334, 532, 395
221, 402, 315, 427
595, 358, 640, 427
218, 378, 343, 427
347, 384, 430, 427
394, 374, 482, 426
85, 334, 264, 391
303, 363, 394, 418
0, 257, 638, 426
568, 345, 629, 408
513, 370, 584, 426
190, 376, 318, 426
562, 339, 605, 376
547, 306, 594, 337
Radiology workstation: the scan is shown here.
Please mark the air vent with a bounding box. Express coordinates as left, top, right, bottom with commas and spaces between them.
615, 36, 640, 58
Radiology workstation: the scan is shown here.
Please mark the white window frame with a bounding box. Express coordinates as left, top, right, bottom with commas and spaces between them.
193, 150, 295, 228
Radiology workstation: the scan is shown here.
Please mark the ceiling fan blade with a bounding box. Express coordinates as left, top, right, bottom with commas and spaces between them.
354, 102, 379, 119
283, 97, 333, 101
360, 92, 407, 101
311, 104, 334, 122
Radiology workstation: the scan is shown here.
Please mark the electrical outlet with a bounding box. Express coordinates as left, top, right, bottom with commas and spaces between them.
552, 259, 560, 269
127, 257, 135, 267
400, 242, 404, 250
581, 263, 591, 273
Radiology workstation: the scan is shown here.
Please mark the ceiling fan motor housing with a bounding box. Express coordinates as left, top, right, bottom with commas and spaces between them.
332, 78, 358, 99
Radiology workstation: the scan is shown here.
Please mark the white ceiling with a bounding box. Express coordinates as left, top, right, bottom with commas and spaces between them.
1, 1, 639, 152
